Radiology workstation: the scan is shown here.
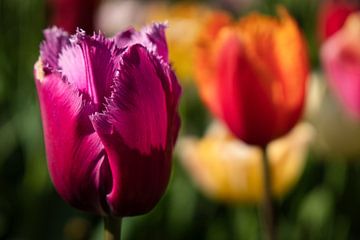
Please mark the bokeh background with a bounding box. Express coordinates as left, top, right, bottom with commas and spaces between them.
1, 0, 360, 239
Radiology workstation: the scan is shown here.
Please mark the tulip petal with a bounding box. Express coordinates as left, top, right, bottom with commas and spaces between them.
36, 72, 111, 214
113, 23, 169, 62
58, 31, 121, 106
91, 44, 180, 216
195, 12, 232, 117
101, 45, 169, 153
140, 23, 169, 62
113, 28, 136, 49
215, 29, 277, 146
40, 27, 70, 70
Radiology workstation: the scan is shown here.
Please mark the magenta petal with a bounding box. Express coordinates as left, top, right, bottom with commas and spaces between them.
113, 28, 137, 49
91, 45, 180, 216
58, 31, 121, 106
90, 128, 172, 216
140, 23, 168, 62
40, 27, 70, 70
113, 23, 169, 62
97, 45, 169, 153
36, 73, 111, 214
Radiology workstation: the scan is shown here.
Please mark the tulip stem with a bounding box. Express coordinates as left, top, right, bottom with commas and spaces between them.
104, 217, 122, 240
260, 147, 276, 240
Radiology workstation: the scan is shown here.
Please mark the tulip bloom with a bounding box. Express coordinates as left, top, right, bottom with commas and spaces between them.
195, 8, 309, 146
34, 24, 181, 217
178, 121, 313, 203
321, 13, 360, 119
146, 3, 214, 82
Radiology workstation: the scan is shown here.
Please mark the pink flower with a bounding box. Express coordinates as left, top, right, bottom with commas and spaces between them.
321, 13, 360, 119
34, 24, 181, 217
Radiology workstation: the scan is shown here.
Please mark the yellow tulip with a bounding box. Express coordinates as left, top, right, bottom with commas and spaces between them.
146, 3, 214, 82
178, 121, 314, 203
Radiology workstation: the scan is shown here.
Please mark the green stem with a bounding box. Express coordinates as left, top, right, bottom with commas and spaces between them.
104, 217, 122, 240
260, 146, 276, 240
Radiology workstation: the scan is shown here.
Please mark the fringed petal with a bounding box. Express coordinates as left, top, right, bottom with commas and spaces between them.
91, 45, 180, 216
40, 27, 70, 71
113, 23, 169, 62
58, 30, 121, 107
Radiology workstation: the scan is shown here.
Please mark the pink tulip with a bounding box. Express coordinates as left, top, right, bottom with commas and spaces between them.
321, 13, 360, 119
34, 24, 181, 217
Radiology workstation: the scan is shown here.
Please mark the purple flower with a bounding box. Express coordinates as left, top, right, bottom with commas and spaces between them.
34, 24, 181, 217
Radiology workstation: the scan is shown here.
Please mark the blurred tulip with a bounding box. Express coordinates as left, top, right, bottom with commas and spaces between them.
317, 0, 359, 42
195, 8, 309, 146
34, 24, 181, 217
147, 3, 213, 82
306, 72, 360, 158
178, 121, 314, 203
321, 13, 360, 119
48, 0, 101, 33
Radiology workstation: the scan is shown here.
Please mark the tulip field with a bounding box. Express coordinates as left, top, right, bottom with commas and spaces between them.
2, 0, 360, 239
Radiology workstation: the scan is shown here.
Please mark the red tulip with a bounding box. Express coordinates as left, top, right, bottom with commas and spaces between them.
34, 24, 181, 216
195, 8, 309, 147
48, 0, 101, 33
317, 0, 359, 42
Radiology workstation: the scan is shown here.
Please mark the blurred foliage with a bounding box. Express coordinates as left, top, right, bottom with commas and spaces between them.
1, 0, 360, 239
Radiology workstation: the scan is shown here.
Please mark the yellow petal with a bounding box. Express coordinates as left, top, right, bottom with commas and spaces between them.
178, 121, 314, 203
147, 3, 216, 82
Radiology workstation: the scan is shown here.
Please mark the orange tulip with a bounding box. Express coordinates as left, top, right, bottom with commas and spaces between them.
195, 8, 309, 147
